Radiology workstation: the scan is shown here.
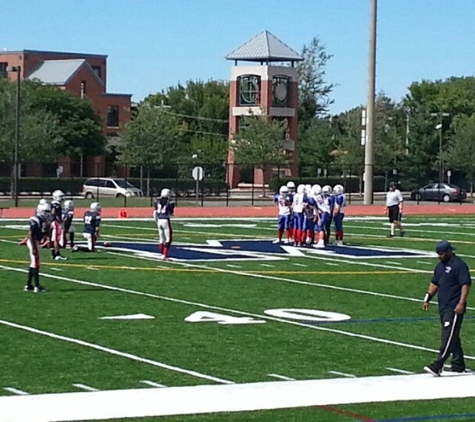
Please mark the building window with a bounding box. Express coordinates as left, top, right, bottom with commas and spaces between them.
272, 76, 289, 107
0, 62, 8, 78
238, 75, 260, 106
107, 105, 119, 127
92, 65, 102, 79
80, 81, 86, 98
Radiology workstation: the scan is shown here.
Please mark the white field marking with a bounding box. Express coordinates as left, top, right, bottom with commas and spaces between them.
416, 261, 432, 265
4, 387, 28, 395
226, 264, 242, 268
292, 263, 307, 267
386, 367, 415, 375
0, 264, 462, 360
345, 223, 475, 238
3, 374, 475, 421
267, 373, 296, 381
140, 380, 166, 388
260, 264, 274, 268
86, 267, 100, 271
0, 316, 233, 385
100, 313, 155, 320
385, 261, 402, 266
50, 267, 62, 271
328, 370, 356, 378
325, 262, 339, 267
73, 383, 99, 392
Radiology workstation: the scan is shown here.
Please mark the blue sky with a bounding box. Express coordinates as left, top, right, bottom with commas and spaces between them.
2, 0, 475, 114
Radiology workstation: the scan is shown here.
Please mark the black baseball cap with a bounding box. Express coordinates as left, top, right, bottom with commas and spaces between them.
436, 240, 456, 254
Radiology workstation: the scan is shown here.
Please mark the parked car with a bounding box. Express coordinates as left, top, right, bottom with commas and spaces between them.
82, 178, 143, 199
410, 183, 467, 203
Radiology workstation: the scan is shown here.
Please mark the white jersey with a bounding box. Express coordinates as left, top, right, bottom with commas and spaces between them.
386, 189, 403, 207
292, 193, 305, 213
276, 194, 291, 216
315, 194, 331, 214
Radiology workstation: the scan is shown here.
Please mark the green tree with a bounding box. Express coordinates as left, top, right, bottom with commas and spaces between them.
297, 36, 335, 126
232, 112, 288, 195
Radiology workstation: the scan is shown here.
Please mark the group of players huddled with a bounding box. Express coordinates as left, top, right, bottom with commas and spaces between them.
273, 181, 346, 248
22, 190, 102, 292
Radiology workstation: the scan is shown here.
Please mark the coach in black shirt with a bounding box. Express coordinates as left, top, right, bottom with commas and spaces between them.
423, 240, 471, 376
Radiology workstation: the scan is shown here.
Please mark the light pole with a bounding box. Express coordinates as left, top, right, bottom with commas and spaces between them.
430, 112, 450, 183
6, 65, 21, 207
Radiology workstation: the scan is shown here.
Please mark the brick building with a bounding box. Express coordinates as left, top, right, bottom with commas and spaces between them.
0, 50, 131, 177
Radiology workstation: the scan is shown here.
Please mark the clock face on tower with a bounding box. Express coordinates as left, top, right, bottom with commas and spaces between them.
273, 77, 289, 107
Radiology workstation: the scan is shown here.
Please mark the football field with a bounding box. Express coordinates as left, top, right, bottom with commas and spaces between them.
1, 215, 475, 421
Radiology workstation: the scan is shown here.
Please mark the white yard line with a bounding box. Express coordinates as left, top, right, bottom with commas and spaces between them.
267, 373, 295, 381
292, 263, 307, 267
328, 370, 356, 378
140, 380, 166, 388
324, 263, 339, 267
3, 265, 474, 361
386, 367, 415, 375
3, 387, 28, 396
2, 374, 475, 421
0, 314, 233, 385
73, 384, 99, 392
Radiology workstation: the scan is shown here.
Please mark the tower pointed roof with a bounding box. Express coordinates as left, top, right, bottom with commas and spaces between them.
225, 30, 303, 63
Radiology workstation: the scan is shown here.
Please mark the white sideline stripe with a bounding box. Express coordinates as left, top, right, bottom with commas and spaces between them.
3, 265, 471, 362
140, 380, 166, 388
0, 316, 233, 385
267, 373, 295, 381
3, 387, 28, 396
328, 370, 356, 378
324, 263, 339, 267
386, 367, 415, 375
3, 374, 475, 421
73, 383, 98, 392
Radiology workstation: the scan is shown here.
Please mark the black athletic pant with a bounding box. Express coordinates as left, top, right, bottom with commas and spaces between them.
432, 309, 465, 371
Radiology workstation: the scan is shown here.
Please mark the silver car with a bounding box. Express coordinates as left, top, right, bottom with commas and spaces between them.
82, 178, 143, 199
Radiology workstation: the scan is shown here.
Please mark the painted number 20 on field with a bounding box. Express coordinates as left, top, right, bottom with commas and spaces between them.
185, 309, 351, 325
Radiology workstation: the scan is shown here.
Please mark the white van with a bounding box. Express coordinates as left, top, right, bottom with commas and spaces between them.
82, 178, 143, 198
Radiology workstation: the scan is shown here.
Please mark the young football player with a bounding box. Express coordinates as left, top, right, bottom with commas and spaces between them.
72, 202, 101, 252
273, 185, 292, 243
19, 198, 49, 246
292, 184, 307, 247
50, 190, 67, 260
153, 188, 175, 260
60, 200, 75, 249
24, 202, 51, 292
333, 184, 346, 246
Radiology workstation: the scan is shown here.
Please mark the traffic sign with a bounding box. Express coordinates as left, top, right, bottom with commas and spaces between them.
192, 166, 204, 181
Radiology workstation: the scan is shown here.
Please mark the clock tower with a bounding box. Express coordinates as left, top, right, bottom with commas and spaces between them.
225, 31, 303, 188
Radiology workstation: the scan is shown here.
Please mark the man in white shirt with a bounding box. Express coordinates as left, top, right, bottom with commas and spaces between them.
385, 181, 405, 237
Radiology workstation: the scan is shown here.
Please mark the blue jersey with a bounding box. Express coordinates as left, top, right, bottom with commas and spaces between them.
154, 199, 175, 220
29, 215, 49, 241
334, 194, 346, 215
83, 211, 101, 234
51, 201, 63, 223
62, 209, 74, 231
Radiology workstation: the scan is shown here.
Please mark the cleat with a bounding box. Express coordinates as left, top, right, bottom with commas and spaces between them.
334, 241, 343, 246
445, 367, 466, 373
54, 255, 68, 261
388, 234, 395, 238
400, 231, 406, 237
34, 286, 47, 293
272, 239, 281, 244
72, 246, 79, 252
160, 255, 170, 261
423, 364, 442, 377
24, 285, 34, 292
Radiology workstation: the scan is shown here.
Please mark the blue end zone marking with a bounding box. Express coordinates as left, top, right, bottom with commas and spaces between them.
101, 239, 432, 262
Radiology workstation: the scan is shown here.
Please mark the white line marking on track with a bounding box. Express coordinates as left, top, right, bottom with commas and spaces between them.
328, 370, 356, 378
267, 373, 296, 381
73, 384, 99, 392
386, 367, 415, 375
140, 380, 166, 388
3, 387, 28, 395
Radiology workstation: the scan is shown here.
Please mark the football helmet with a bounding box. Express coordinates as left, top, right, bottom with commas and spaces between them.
38, 198, 48, 206
311, 184, 322, 196
297, 184, 305, 194
322, 185, 332, 195
286, 181, 295, 192
279, 185, 289, 195
305, 184, 312, 194
90, 202, 101, 213
52, 190, 65, 202
160, 188, 171, 198
36, 202, 51, 218
333, 184, 344, 195
64, 200, 74, 211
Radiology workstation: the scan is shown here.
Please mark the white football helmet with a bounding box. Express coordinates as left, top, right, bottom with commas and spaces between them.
297, 184, 305, 194
322, 185, 332, 195
36, 202, 51, 218
52, 190, 65, 202
90, 202, 101, 213
286, 181, 295, 192
38, 198, 48, 206
305, 184, 312, 194
311, 184, 322, 196
160, 188, 171, 198
279, 185, 289, 195
333, 184, 344, 195
64, 200, 74, 211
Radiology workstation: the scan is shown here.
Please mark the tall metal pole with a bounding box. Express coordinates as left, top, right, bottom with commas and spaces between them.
364, 0, 377, 204
14, 66, 20, 207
